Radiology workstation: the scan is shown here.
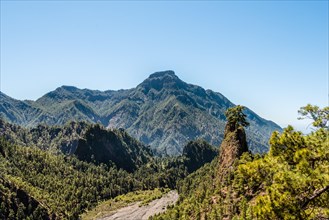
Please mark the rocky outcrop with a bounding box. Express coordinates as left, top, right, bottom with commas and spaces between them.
74, 125, 153, 172
218, 123, 248, 181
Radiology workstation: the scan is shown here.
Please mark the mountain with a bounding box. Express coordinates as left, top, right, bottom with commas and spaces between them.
182, 139, 218, 173
74, 124, 153, 172
0, 122, 211, 219
0, 118, 153, 172
0, 92, 41, 125
0, 117, 216, 175
0, 138, 147, 219
0, 70, 281, 155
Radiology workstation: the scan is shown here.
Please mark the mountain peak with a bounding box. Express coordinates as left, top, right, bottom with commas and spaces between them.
148, 70, 176, 78
60, 85, 79, 92
139, 70, 186, 92
1, 70, 282, 156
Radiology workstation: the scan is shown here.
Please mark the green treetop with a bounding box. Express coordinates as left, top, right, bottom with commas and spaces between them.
298, 104, 329, 129
225, 105, 250, 130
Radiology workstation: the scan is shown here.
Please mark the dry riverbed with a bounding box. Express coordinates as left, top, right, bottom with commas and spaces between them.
82, 189, 178, 220
99, 190, 178, 220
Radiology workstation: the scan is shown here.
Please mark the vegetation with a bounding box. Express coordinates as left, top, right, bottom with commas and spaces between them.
150, 158, 219, 220
298, 104, 329, 129
218, 105, 249, 183
0, 119, 153, 172
131, 139, 218, 190
0, 118, 89, 154
0, 71, 281, 155
82, 188, 170, 220
2, 88, 326, 220
0, 138, 138, 219
74, 124, 153, 172
225, 105, 250, 129
0, 120, 219, 218
182, 139, 218, 173
0, 137, 194, 219
154, 104, 329, 220
0, 175, 50, 220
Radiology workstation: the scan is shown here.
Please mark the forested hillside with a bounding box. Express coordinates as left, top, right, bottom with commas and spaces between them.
0, 138, 137, 219
182, 139, 218, 173
0, 138, 187, 219
0, 119, 153, 172
153, 105, 329, 220
0, 102, 327, 219
74, 125, 153, 172
0, 119, 220, 219
0, 118, 88, 154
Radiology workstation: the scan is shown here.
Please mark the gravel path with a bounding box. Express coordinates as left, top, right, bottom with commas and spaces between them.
98, 190, 178, 220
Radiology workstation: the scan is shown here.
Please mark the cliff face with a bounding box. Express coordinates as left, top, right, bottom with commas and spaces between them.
74, 125, 153, 172
218, 123, 248, 181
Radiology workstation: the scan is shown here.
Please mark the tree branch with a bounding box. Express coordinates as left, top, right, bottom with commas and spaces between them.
302, 184, 329, 209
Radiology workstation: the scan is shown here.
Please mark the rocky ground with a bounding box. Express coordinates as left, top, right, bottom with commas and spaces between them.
98, 190, 178, 220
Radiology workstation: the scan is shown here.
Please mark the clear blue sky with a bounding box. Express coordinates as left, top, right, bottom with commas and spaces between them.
1, 1, 328, 131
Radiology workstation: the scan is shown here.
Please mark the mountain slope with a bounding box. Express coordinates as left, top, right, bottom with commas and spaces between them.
0, 70, 281, 155
0, 176, 51, 220
153, 119, 329, 220
182, 139, 218, 173
74, 125, 153, 172
0, 92, 42, 126
0, 138, 145, 219
0, 118, 153, 171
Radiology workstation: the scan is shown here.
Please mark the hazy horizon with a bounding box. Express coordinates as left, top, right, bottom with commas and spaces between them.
1, 1, 328, 131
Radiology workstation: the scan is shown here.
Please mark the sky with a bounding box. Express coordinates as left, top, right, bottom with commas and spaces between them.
1, 1, 328, 131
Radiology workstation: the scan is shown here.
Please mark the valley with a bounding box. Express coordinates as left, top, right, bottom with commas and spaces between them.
0, 117, 216, 219
2, 0, 327, 218
0, 73, 327, 219
92, 190, 178, 220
